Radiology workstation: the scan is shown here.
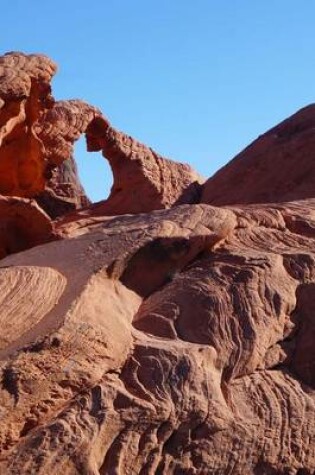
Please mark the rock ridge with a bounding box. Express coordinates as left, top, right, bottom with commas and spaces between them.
0, 52, 314, 474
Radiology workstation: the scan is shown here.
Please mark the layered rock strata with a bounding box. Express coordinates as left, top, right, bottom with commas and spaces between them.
0, 52, 314, 474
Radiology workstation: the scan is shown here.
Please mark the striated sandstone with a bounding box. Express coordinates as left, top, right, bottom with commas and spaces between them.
0, 52, 314, 475
0, 201, 314, 474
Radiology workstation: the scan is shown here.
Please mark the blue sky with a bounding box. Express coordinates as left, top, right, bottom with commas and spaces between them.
2, 1, 315, 201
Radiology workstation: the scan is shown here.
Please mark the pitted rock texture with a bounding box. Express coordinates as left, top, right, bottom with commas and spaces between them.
34, 99, 100, 217
0, 52, 203, 221
0, 52, 314, 475
0, 53, 93, 215
0, 52, 56, 197
84, 116, 204, 216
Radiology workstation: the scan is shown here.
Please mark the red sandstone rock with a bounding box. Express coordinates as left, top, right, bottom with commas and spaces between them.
35, 155, 90, 219
0, 53, 314, 475
34, 99, 101, 217
0, 195, 55, 259
0, 53, 94, 217
0, 201, 314, 474
201, 104, 315, 205
84, 116, 204, 215
0, 52, 203, 220
0, 52, 56, 197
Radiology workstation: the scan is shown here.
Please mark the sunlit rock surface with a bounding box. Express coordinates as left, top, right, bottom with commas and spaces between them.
0, 53, 314, 475
201, 104, 315, 205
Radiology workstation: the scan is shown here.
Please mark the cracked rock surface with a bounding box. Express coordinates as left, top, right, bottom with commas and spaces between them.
0, 52, 314, 474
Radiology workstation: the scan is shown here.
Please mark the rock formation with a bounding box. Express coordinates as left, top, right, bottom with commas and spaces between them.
201, 104, 315, 205
84, 115, 204, 216
0, 52, 314, 474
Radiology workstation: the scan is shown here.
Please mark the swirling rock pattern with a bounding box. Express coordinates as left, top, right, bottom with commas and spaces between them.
0, 53, 314, 474
0, 266, 66, 350
0, 200, 314, 474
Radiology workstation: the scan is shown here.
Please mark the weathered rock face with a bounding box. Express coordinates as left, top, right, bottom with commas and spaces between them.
0, 195, 55, 259
0, 53, 96, 218
0, 53, 314, 475
85, 116, 204, 216
33, 99, 101, 217
0, 52, 203, 221
0, 52, 56, 197
35, 155, 90, 219
201, 104, 315, 206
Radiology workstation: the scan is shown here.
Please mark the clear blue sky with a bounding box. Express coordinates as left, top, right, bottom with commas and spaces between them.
2, 1, 315, 201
